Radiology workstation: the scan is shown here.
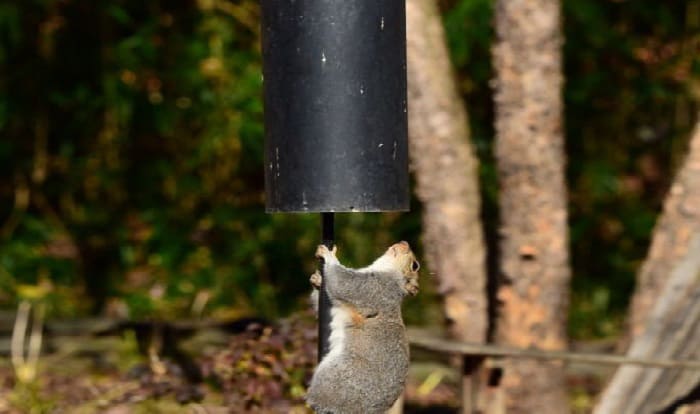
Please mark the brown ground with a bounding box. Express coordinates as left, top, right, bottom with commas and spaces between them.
0, 314, 606, 413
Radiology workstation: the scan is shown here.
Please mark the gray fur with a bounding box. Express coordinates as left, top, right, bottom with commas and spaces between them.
306, 260, 410, 414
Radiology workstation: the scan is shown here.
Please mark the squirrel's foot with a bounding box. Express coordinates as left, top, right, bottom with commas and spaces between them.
315, 244, 338, 264
310, 270, 323, 289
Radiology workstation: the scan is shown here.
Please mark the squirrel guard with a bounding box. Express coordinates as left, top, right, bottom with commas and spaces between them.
306, 242, 420, 414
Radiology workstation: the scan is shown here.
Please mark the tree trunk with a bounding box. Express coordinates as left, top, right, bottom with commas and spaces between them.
406, 0, 488, 344
492, 0, 571, 412
595, 117, 700, 414
628, 117, 700, 339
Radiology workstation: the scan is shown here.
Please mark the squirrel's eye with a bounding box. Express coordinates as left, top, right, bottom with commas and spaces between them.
411, 260, 420, 272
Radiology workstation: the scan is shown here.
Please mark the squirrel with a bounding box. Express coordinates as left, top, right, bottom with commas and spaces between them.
306, 241, 420, 414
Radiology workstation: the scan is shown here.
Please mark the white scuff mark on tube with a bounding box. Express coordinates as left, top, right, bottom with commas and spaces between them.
275, 147, 280, 177
392, 141, 397, 160
380, 17, 385, 31
321, 52, 327, 64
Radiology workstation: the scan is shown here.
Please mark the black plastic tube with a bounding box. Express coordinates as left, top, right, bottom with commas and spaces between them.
261, 0, 409, 213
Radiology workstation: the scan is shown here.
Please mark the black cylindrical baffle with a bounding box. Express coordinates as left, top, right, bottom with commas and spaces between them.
261, 0, 409, 213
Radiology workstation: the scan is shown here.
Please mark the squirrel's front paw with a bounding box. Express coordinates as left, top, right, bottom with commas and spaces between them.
310, 270, 323, 289
315, 244, 338, 263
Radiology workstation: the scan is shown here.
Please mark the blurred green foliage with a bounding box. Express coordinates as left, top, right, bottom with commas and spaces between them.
0, 0, 699, 339
564, 0, 700, 338
0, 0, 423, 321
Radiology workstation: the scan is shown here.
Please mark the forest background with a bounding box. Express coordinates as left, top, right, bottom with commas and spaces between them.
0, 0, 699, 411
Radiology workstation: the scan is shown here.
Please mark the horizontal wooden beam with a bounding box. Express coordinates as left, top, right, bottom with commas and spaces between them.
409, 334, 700, 370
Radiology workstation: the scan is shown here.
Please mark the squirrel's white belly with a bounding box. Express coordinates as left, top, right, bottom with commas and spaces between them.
319, 305, 350, 368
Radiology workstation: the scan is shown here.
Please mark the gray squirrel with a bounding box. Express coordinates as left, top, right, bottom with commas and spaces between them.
306, 242, 420, 414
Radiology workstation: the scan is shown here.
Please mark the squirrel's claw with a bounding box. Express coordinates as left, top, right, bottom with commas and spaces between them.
315, 244, 328, 259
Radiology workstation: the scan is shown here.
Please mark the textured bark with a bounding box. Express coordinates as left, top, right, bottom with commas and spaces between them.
594, 236, 700, 414
629, 117, 700, 338
406, 0, 488, 343
595, 117, 700, 414
492, 0, 571, 412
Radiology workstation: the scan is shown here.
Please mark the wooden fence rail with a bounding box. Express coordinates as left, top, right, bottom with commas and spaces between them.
408, 332, 700, 414
409, 334, 700, 370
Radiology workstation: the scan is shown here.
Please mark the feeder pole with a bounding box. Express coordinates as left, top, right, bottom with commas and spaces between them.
261, 0, 409, 362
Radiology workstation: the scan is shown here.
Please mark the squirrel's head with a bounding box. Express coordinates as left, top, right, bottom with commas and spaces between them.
385, 241, 420, 296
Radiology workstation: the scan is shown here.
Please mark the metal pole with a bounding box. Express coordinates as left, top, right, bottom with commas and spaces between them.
318, 212, 334, 361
